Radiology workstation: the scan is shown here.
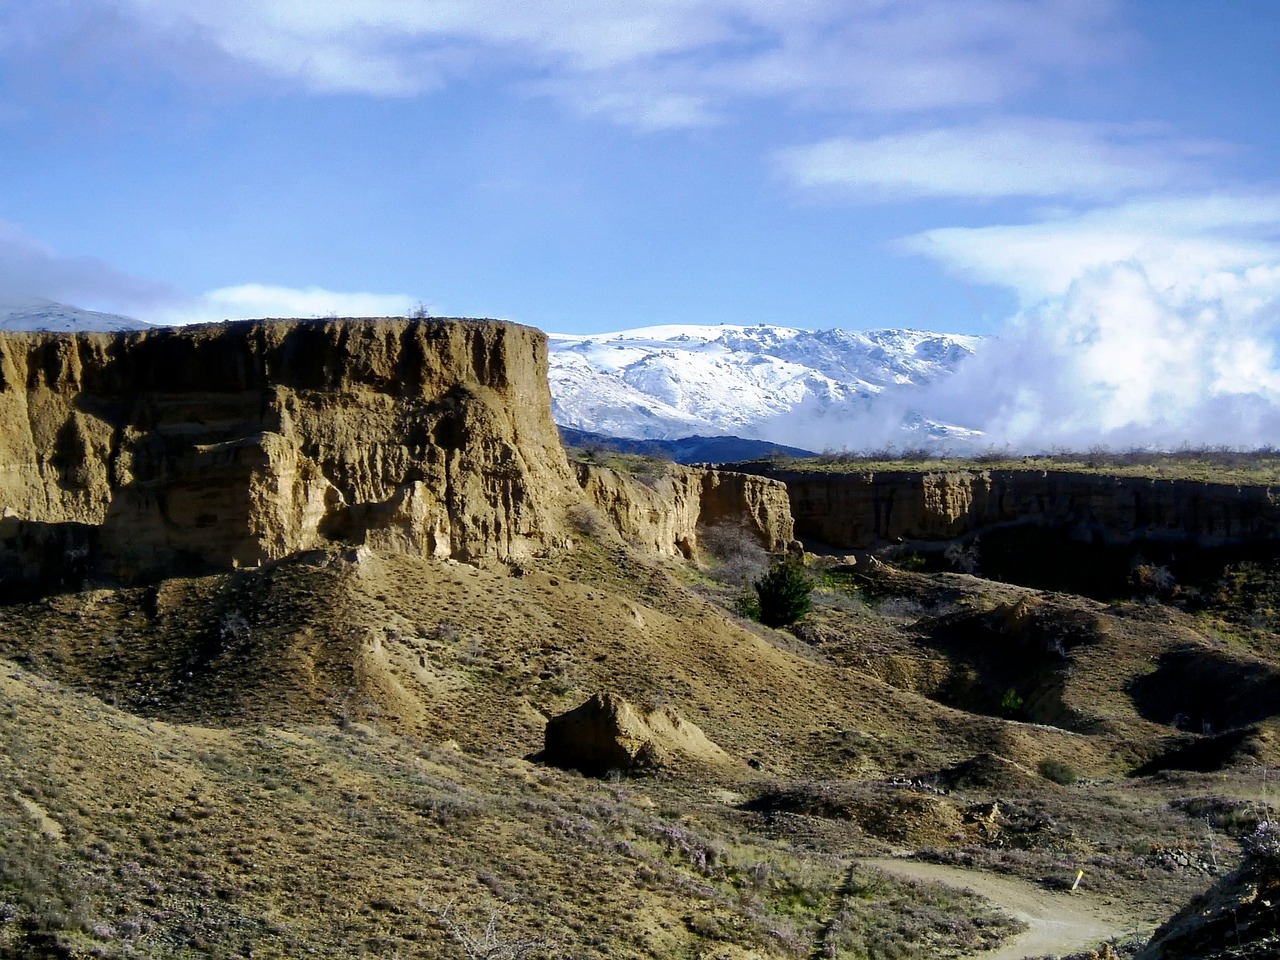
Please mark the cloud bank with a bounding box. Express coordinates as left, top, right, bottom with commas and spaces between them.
929, 261, 1280, 450
0, 222, 171, 312
154, 285, 419, 325
0, 224, 417, 325
763, 194, 1280, 453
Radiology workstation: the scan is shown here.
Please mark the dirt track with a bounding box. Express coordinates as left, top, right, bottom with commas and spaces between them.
863, 857, 1148, 960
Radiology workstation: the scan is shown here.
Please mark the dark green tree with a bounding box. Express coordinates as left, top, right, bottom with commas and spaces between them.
753, 559, 814, 627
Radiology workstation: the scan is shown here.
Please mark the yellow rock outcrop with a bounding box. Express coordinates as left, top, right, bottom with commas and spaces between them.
745, 467, 1280, 550
0, 318, 581, 587
574, 462, 795, 558
0, 317, 796, 593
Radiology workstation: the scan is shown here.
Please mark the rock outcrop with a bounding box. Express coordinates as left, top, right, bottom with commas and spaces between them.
541, 692, 735, 775
0, 318, 798, 596
738, 467, 1280, 551
574, 462, 795, 559
0, 318, 581, 591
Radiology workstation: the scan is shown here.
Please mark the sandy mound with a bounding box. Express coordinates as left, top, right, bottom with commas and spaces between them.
541, 692, 736, 776
940, 752, 1050, 791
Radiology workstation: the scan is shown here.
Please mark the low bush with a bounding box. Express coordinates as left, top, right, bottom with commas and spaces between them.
1243, 820, 1280, 867
1037, 758, 1079, 785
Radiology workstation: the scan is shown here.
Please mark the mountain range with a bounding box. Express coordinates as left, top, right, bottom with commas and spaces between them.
0, 302, 983, 453
548, 323, 982, 448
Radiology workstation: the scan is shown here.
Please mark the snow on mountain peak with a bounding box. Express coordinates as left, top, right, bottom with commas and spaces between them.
548, 322, 982, 447
0, 298, 150, 333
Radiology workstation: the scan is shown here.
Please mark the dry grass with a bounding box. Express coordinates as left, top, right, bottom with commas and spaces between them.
757, 448, 1280, 485
1, 537, 1277, 957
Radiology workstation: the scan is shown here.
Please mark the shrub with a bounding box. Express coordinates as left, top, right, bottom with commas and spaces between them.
701, 523, 770, 589
1037, 758, 1079, 785
754, 560, 814, 628
944, 539, 980, 575
734, 588, 761, 621
999, 688, 1025, 718
1243, 820, 1280, 866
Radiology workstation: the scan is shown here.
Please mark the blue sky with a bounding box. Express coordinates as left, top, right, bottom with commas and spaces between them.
0, 0, 1278, 348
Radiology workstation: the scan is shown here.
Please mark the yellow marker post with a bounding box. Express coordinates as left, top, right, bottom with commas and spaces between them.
1071, 869, 1084, 891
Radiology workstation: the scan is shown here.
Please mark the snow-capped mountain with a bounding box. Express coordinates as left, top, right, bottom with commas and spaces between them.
0, 298, 150, 332
548, 324, 982, 447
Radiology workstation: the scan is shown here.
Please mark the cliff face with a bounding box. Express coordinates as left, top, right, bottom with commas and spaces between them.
574, 463, 795, 559
0, 318, 582, 589
742, 468, 1280, 551
0, 318, 797, 595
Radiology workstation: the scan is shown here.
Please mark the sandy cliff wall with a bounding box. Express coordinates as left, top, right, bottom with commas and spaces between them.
0, 318, 582, 589
574, 463, 795, 558
740, 468, 1280, 550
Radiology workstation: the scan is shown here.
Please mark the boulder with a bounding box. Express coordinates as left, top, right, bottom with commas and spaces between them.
542, 692, 733, 776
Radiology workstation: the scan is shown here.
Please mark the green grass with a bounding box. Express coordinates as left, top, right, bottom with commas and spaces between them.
567, 447, 676, 486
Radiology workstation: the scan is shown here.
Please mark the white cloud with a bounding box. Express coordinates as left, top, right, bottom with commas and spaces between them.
154, 284, 419, 325
0, 219, 431, 326
922, 263, 1280, 449
778, 119, 1218, 200
899, 194, 1280, 304
6, 0, 1127, 128
763, 256, 1280, 452
875, 193, 1280, 450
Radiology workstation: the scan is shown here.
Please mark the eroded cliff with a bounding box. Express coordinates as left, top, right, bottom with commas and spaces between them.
0, 318, 795, 595
741, 467, 1280, 551
0, 318, 586, 590
574, 462, 795, 558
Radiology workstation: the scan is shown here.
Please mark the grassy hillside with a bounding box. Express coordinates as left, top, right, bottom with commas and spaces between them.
1, 531, 1277, 957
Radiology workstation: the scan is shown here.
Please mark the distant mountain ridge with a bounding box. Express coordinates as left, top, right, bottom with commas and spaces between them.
1, 305, 982, 451
557, 426, 814, 464
0, 298, 149, 332
547, 323, 981, 445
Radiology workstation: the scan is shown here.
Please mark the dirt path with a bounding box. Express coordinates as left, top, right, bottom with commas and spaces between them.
863, 857, 1147, 960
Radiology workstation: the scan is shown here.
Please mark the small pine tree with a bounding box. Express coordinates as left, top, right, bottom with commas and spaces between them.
754, 559, 813, 627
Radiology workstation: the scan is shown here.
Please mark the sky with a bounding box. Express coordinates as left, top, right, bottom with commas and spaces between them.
2, 1, 1280, 447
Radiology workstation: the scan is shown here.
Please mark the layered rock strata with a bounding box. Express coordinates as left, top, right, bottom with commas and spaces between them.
0, 318, 582, 588
574, 462, 796, 558
0, 318, 796, 594
739, 467, 1280, 551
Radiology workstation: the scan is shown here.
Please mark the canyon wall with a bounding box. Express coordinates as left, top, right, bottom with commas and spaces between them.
574, 463, 795, 558
0, 318, 584, 589
0, 318, 796, 595
738, 467, 1280, 551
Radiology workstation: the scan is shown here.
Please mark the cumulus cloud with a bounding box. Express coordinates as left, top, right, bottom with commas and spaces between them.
874, 195, 1280, 451
757, 193, 1280, 453
924, 263, 1280, 449
3, 0, 1127, 127
777, 119, 1220, 201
